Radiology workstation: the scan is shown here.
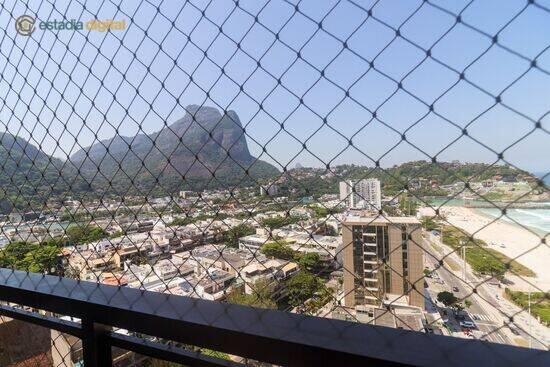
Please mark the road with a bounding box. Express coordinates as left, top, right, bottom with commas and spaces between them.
424, 251, 511, 344
423, 233, 548, 349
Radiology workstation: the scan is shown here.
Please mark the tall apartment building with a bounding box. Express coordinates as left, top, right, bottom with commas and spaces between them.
260, 184, 278, 196
339, 179, 381, 210
342, 216, 424, 310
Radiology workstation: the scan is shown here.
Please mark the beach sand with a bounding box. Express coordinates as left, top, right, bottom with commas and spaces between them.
419, 206, 550, 291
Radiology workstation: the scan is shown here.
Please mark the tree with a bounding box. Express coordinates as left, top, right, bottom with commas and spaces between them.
261, 216, 303, 230
437, 291, 458, 307
298, 252, 321, 272
226, 279, 277, 309
261, 241, 295, 261
308, 205, 343, 218
223, 224, 255, 248
286, 271, 322, 308
0, 241, 59, 274
109, 230, 124, 239
399, 194, 418, 215
420, 216, 438, 231
66, 224, 108, 245
476, 260, 506, 280
423, 268, 432, 277
25, 245, 59, 273
464, 299, 472, 308
382, 204, 399, 216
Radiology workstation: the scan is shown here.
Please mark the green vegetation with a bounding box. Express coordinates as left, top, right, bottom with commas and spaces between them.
109, 230, 124, 239
441, 225, 535, 278
0, 241, 59, 273
0, 133, 76, 214
286, 270, 325, 309
261, 241, 296, 261
169, 215, 210, 227
399, 194, 418, 215
222, 223, 255, 248
279, 161, 537, 200
437, 291, 458, 307
199, 349, 230, 361
483, 182, 536, 201
260, 215, 303, 229
308, 205, 343, 218
420, 216, 438, 231
298, 252, 321, 272
301, 285, 334, 315
504, 289, 550, 325
65, 224, 108, 245
226, 279, 277, 309
260, 241, 323, 272
256, 241, 329, 313
169, 213, 228, 227
382, 204, 399, 216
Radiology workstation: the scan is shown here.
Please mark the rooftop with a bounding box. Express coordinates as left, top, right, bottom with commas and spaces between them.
343, 216, 421, 225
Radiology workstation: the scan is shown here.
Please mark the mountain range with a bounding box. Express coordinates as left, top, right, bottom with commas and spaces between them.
69, 105, 279, 194
0, 105, 280, 212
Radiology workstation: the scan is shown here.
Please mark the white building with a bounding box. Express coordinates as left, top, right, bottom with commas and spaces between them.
260, 184, 278, 196
339, 179, 381, 210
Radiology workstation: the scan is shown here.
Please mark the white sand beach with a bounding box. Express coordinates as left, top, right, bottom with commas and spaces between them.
420, 206, 550, 291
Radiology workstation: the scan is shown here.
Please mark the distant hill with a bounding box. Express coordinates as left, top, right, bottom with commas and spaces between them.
69, 105, 279, 194
0, 133, 66, 213
278, 161, 542, 199
0, 106, 280, 210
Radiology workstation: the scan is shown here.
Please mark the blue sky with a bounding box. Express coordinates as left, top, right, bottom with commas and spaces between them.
0, 0, 549, 173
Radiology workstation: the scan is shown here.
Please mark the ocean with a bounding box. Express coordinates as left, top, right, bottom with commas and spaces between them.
476, 208, 550, 234
426, 198, 550, 235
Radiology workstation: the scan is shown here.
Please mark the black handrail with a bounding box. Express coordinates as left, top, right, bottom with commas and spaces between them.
0, 269, 547, 366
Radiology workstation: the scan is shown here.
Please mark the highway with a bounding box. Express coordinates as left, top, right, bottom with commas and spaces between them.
423, 233, 548, 348
424, 251, 511, 345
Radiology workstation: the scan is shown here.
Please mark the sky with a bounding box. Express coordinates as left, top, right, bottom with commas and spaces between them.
0, 0, 549, 174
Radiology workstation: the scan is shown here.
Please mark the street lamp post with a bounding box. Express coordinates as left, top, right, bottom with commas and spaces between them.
527, 287, 533, 348
460, 238, 466, 282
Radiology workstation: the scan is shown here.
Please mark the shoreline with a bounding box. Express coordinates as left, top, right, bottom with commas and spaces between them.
419, 205, 550, 291
471, 207, 549, 238
439, 206, 549, 287
425, 198, 550, 236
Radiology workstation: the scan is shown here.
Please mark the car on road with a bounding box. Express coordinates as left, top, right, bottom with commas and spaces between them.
460, 321, 476, 329
452, 286, 459, 292
500, 243, 506, 248
509, 327, 520, 336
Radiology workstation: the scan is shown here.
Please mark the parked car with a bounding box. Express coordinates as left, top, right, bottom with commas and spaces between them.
452, 286, 459, 292
460, 321, 476, 329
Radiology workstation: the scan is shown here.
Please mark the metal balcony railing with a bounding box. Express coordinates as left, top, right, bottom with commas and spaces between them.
0, 0, 549, 366
0, 268, 548, 367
